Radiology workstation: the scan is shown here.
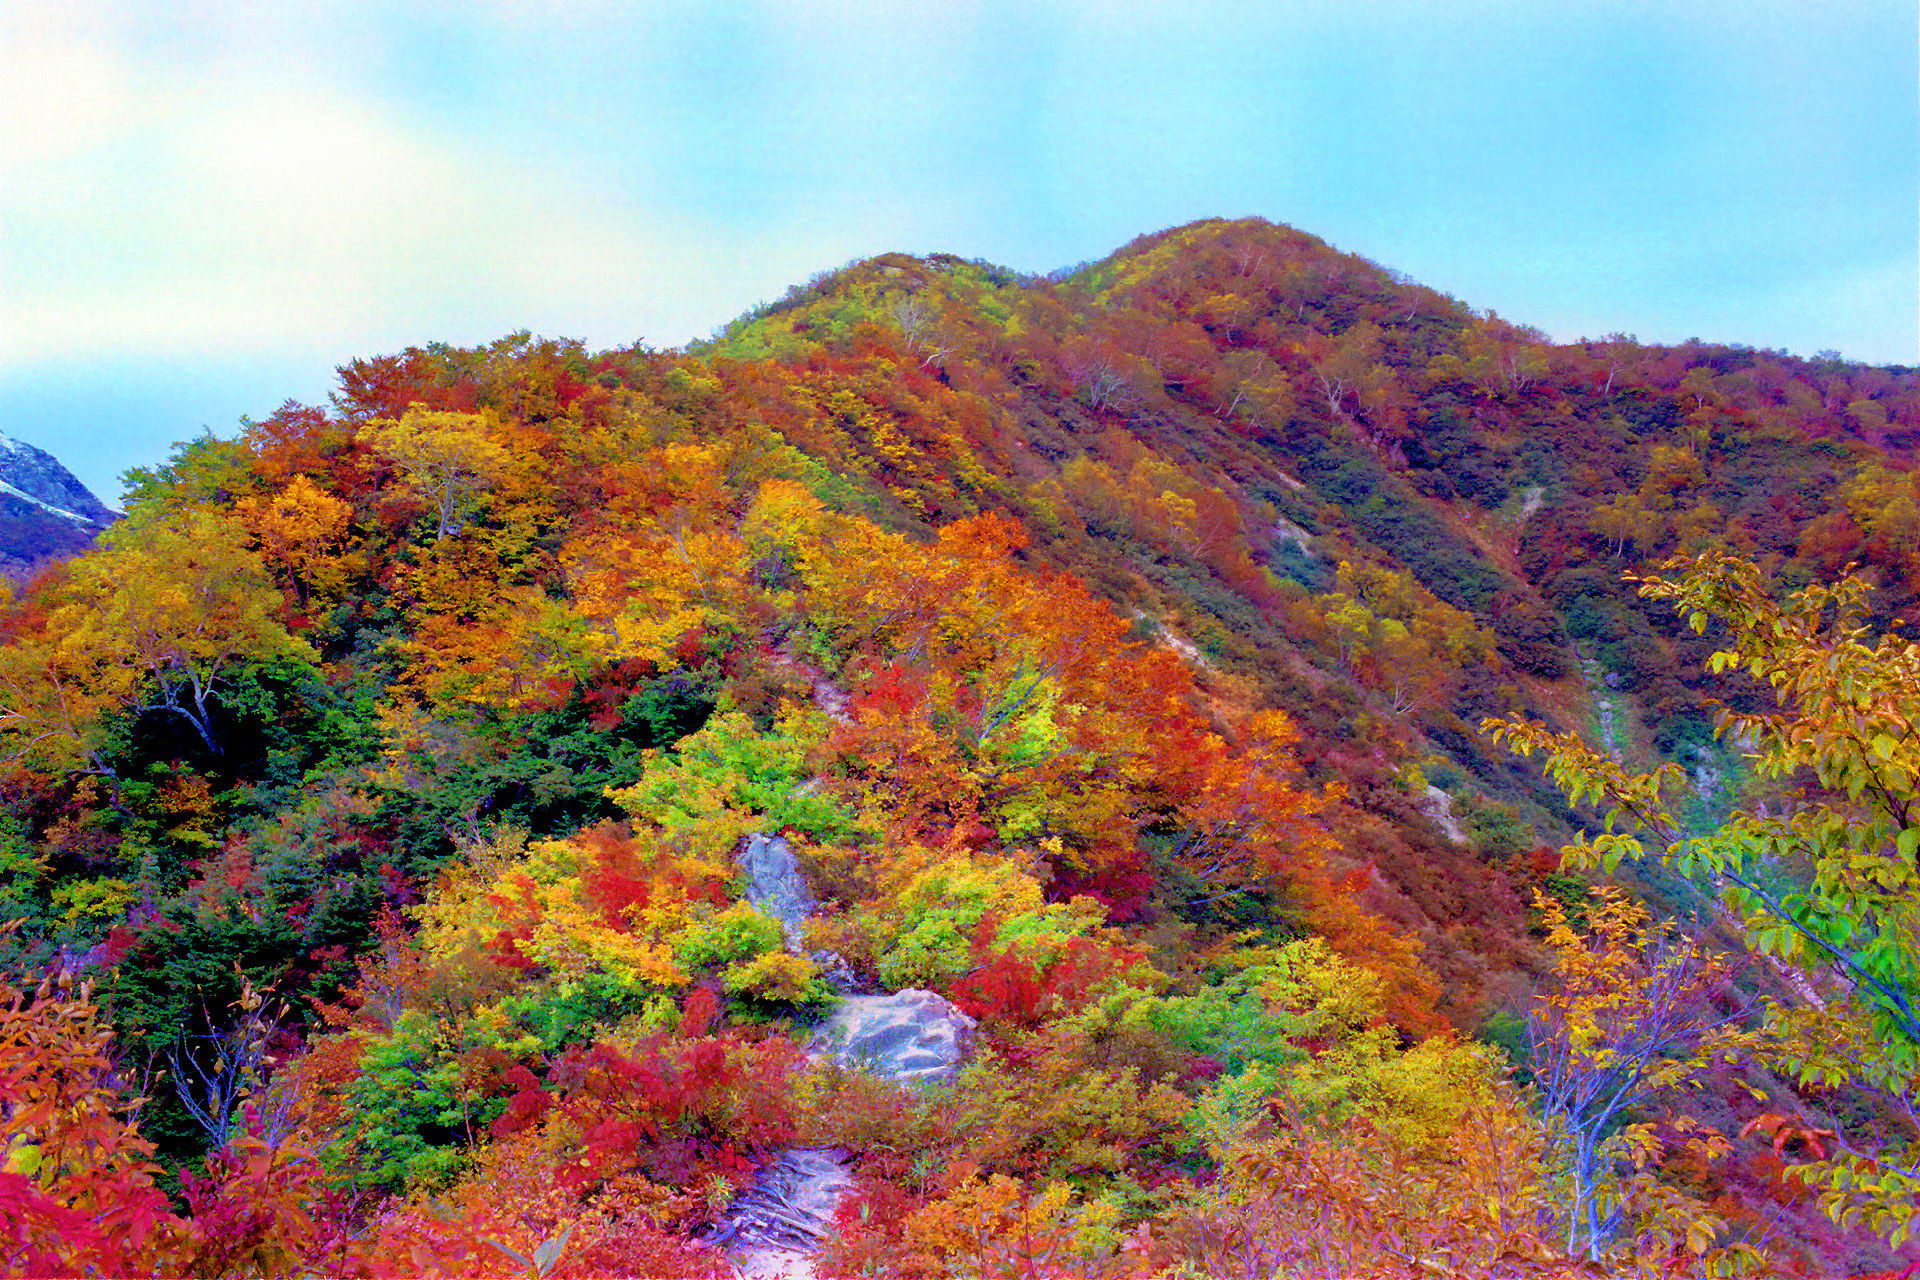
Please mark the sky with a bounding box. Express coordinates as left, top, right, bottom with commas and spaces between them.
3, 0, 1915, 506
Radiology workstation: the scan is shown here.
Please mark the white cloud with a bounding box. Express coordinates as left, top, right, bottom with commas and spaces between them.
0, 2, 143, 170
0, 13, 824, 368
6, 0, 1909, 377
2, 62, 932, 367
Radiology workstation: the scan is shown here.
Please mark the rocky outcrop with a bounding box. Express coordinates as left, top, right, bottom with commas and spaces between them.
810, 989, 978, 1089
739, 832, 857, 991
705, 1147, 858, 1262
1420, 783, 1466, 844
0, 432, 117, 525
740, 831, 815, 946
714, 835, 980, 1276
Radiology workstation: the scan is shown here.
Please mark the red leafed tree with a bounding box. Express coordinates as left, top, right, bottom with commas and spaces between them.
950, 918, 1147, 1033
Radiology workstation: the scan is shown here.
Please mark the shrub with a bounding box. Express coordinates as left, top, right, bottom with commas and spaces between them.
0, 968, 181, 1276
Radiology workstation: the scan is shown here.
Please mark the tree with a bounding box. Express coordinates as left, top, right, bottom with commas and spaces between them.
0, 960, 181, 1276
1587, 492, 1664, 559
0, 625, 122, 781
1586, 334, 1640, 397
360, 405, 512, 541
1300, 321, 1393, 422
1316, 560, 1493, 716
1160, 709, 1338, 902
1449, 315, 1551, 399
1488, 549, 1920, 1246
5, 508, 315, 763
234, 473, 355, 607
166, 971, 283, 1151
1209, 347, 1294, 429
889, 289, 951, 368
1059, 336, 1147, 413
1526, 886, 1754, 1263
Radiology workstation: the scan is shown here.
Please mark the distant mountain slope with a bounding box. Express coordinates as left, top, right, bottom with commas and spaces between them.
667, 217, 1920, 1020
305, 219, 1920, 1012
0, 430, 118, 573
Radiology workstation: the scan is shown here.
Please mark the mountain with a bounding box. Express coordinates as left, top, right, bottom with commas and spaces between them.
0, 429, 118, 573
4, 218, 1917, 1277
685, 219, 1918, 997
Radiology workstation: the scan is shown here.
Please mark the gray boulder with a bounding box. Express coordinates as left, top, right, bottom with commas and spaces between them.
810, 988, 978, 1088
738, 831, 859, 992
740, 832, 813, 941
712, 840, 980, 1275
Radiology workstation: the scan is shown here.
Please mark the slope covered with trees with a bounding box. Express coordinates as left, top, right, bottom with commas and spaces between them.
4, 217, 1918, 1276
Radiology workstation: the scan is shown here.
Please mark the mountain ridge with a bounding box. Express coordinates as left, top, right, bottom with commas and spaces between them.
3, 216, 1917, 1276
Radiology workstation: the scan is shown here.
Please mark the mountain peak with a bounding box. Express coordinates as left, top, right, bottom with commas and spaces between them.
0, 431, 118, 575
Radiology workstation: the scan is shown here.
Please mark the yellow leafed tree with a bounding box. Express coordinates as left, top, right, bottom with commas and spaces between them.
360, 406, 513, 541
234, 473, 355, 606
0, 507, 315, 766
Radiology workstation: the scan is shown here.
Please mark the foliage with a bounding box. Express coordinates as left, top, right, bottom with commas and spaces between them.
901, 1172, 1140, 1279
0, 962, 179, 1277
1491, 549, 1920, 1250
610, 708, 858, 846
490, 1030, 806, 1228
0, 505, 316, 771
8, 218, 1920, 1270
1526, 886, 1759, 1265
337, 1006, 479, 1190
360, 405, 514, 541
860, 851, 1107, 992
1152, 1092, 1569, 1280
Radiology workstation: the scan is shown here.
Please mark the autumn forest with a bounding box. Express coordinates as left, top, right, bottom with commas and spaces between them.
6, 218, 1920, 1278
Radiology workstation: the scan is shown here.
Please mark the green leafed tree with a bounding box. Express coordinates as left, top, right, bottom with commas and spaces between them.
1488, 550, 1920, 1246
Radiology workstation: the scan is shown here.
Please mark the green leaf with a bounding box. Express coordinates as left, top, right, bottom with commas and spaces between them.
533, 1223, 575, 1277
484, 1238, 534, 1271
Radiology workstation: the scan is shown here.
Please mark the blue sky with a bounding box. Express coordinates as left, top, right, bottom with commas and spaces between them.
4, 0, 1914, 505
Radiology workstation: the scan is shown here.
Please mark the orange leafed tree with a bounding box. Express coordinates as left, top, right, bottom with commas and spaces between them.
0, 967, 181, 1276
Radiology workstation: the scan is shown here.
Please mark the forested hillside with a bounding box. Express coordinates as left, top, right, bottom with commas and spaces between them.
6, 217, 1918, 1277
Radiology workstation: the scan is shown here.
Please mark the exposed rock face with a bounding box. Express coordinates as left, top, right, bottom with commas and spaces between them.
716, 991, 978, 1273
0, 431, 117, 575
716, 835, 981, 1276
740, 831, 814, 945
1420, 783, 1466, 844
705, 1147, 857, 1260
810, 989, 978, 1089
740, 831, 858, 991
0, 433, 117, 525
